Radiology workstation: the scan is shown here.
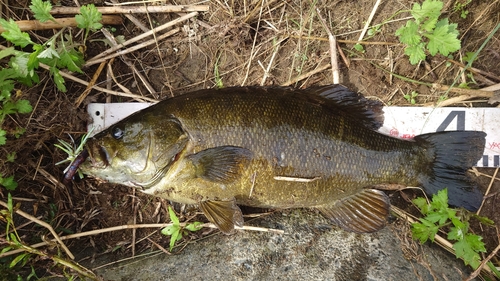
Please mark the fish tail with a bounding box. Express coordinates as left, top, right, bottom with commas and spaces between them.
414, 131, 486, 211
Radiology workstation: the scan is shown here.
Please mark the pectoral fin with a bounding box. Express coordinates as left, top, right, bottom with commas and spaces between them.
199, 199, 244, 234
317, 189, 390, 233
188, 146, 253, 184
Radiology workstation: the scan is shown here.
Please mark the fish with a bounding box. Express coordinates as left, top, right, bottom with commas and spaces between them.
73, 85, 486, 234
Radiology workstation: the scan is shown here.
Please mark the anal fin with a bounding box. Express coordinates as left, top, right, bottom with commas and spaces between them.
199, 199, 244, 234
317, 189, 390, 233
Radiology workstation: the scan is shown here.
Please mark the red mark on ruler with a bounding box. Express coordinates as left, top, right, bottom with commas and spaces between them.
489, 142, 500, 150
390, 128, 399, 137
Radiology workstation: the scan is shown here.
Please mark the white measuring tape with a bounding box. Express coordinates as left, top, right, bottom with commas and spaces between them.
87, 103, 500, 167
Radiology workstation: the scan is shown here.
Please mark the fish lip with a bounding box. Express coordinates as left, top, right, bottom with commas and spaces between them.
97, 145, 110, 168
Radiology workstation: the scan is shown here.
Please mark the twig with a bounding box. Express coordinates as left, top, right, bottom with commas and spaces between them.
0, 200, 74, 260
316, 8, 339, 84
29, 59, 159, 102
50, 5, 209, 14
0, 15, 122, 32
100, 28, 158, 98
260, 38, 283, 86
85, 28, 180, 67
282, 64, 331, 86
86, 12, 198, 65
241, 0, 265, 86
0, 222, 284, 259
464, 242, 500, 281
481, 83, 500, 92
476, 167, 499, 215
75, 61, 107, 107
358, 0, 382, 41
447, 59, 500, 82
110, 0, 149, 33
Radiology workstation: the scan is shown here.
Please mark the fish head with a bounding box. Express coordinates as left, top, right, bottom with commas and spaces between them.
80, 113, 188, 188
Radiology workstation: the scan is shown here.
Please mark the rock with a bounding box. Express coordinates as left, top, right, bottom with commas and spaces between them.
94, 209, 473, 280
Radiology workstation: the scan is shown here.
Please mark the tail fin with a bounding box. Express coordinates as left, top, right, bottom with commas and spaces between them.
414, 131, 486, 211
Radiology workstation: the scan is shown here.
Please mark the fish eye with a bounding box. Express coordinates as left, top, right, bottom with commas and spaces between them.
111, 126, 124, 139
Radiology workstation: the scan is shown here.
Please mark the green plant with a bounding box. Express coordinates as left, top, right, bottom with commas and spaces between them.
454, 0, 472, 19
404, 90, 418, 104
0, 0, 102, 191
411, 189, 493, 270
395, 0, 461, 65
161, 207, 203, 251
55, 127, 93, 178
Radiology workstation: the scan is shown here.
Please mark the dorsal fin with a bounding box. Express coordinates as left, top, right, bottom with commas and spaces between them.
305, 84, 385, 131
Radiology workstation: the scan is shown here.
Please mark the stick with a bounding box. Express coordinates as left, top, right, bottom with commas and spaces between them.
358, 0, 382, 42
0, 222, 284, 258
316, 8, 339, 84
86, 12, 198, 64
75, 61, 107, 107
0, 200, 74, 260
50, 5, 209, 15
85, 28, 180, 67
282, 64, 331, 86
0, 15, 122, 32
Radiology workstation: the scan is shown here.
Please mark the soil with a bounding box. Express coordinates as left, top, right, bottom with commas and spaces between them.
0, 0, 499, 280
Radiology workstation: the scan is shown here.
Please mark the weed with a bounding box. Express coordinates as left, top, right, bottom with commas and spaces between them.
411, 189, 497, 272
403, 91, 418, 104
454, 0, 472, 19
0, 0, 102, 191
396, 0, 461, 65
161, 207, 203, 251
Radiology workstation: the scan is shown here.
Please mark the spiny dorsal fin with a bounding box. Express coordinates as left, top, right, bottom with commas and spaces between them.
317, 189, 390, 233
306, 84, 384, 131
199, 199, 244, 234
187, 146, 253, 184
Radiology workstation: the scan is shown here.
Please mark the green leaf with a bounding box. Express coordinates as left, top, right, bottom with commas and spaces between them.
412, 218, 439, 243
15, 99, 33, 114
1, 175, 18, 191
425, 21, 461, 56
75, 4, 103, 31
37, 46, 60, 59
168, 206, 179, 225
0, 19, 34, 47
10, 53, 31, 77
412, 197, 429, 214
0, 130, 6, 145
453, 234, 486, 269
395, 20, 421, 46
161, 225, 179, 236
6, 152, 16, 162
186, 222, 203, 232
404, 43, 426, 65
0, 47, 16, 60
29, 0, 55, 22
10, 252, 29, 268
411, 0, 443, 24
49, 66, 67, 92
59, 49, 84, 73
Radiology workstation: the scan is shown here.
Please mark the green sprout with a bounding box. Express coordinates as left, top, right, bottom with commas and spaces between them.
54, 128, 93, 178
161, 207, 203, 251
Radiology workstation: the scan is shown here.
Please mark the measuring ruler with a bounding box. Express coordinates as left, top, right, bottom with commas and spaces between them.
87, 103, 500, 167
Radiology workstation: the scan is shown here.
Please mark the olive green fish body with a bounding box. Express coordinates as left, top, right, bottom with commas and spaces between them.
80, 85, 485, 234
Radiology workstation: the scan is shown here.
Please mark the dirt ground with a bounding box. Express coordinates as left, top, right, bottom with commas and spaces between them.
1, 0, 499, 279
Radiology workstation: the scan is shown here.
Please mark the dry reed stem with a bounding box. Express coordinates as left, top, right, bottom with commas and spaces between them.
481, 83, 500, 92
86, 12, 198, 64
282, 64, 331, 86
35, 60, 159, 103
0, 200, 74, 260
0, 15, 122, 32
0, 222, 284, 259
86, 28, 180, 67
110, 0, 149, 33
358, 0, 382, 42
476, 167, 499, 215
75, 61, 107, 107
50, 5, 209, 15
315, 8, 339, 84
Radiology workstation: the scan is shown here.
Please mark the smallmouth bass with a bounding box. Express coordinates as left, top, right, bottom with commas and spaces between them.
72, 85, 486, 234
